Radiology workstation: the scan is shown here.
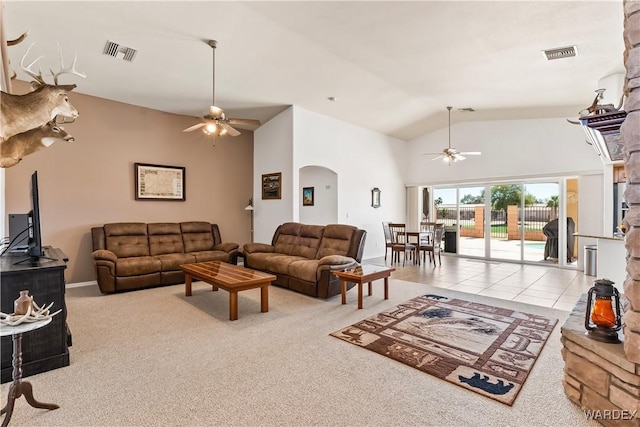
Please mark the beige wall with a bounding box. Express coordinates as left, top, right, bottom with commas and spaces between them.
5, 81, 253, 284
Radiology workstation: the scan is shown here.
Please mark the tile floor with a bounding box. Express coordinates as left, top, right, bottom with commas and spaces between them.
366, 254, 598, 311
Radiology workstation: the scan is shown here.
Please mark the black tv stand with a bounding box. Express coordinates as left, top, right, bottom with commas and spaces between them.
12, 255, 57, 265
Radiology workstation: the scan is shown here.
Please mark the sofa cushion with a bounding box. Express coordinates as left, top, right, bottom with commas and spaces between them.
157, 253, 196, 271
273, 222, 303, 255
115, 256, 161, 276
190, 250, 233, 263
148, 223, 185, 256
316, 224, 357, 259
246, 252, 282, 271
181, 222, 215, 252
104, 223, 150, 258
266, 255, 308, 275
289, 224, 323, 258
289, 259, 320, 283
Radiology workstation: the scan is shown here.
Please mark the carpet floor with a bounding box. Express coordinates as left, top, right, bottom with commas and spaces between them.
1, 279, 598, 427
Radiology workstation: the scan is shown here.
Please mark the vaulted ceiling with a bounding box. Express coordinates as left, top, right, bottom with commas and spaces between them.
1, 1, 626, 141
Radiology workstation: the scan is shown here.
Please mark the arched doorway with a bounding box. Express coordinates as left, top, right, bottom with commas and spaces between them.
299, 166, 338, 224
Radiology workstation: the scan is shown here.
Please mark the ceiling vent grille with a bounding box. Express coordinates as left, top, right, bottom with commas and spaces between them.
103, 40, 138, 62
542, 45, 577, 61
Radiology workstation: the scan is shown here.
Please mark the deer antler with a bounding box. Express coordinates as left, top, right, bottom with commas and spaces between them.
19, 42, 46, 85
50, 43, 86, 85
7, 29, 30, 46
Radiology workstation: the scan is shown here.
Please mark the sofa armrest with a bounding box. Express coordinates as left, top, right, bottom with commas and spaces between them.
93, 249, 117, 263
243, 243, 275, 254
317, 255, 357, 268
213, 242, 239, 253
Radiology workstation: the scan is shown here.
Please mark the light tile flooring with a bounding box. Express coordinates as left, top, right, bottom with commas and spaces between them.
366, 253, 596, 311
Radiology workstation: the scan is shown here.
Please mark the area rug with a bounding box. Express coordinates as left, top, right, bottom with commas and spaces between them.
330, 293, 557, 405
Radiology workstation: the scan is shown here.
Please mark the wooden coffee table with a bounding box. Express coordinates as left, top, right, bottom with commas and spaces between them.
182, 261, 276, 321
333, 264, 395, 309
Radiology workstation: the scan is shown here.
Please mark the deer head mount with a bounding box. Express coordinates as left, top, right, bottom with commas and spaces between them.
0, 121, 74, 168
1, 43, 85, 140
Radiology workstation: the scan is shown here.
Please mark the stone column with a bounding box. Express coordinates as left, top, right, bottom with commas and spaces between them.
622, 0, 640, 363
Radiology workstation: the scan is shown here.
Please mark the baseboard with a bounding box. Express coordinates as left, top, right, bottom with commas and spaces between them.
66, 280, 97, 289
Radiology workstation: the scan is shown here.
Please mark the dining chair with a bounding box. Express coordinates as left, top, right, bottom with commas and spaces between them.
382, 222, 393, 261
419, 223, 444, 266
389, 223, 417, 266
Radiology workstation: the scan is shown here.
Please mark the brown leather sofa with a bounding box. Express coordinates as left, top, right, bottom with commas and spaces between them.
91, 221, 239, 294
242, 222, 366, 299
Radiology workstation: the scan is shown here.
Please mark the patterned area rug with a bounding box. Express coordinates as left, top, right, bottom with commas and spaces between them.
330, 293, 557, 405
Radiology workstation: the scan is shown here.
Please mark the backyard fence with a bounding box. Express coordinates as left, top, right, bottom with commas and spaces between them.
434, 204, 553, 240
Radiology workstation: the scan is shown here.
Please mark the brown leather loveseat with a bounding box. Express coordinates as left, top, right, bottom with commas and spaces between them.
91, 221, 239, 294
243, 222, 366, 299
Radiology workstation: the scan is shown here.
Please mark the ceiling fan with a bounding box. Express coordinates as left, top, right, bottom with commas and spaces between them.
422, 106, 481, 164
183, 40, 260, 137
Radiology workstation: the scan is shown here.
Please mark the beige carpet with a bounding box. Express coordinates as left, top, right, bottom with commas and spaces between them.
1, 279, 598, 427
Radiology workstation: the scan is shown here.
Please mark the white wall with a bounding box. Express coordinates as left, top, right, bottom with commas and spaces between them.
253, 107, 294, 244
254, 106, 407, 260
299, 166, 338, 224
406, 117, 603, 184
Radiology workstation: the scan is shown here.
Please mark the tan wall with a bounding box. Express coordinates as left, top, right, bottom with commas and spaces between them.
4, 81, 253, 284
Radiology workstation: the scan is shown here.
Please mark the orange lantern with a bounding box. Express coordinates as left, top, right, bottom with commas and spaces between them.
584, 279, 622, 343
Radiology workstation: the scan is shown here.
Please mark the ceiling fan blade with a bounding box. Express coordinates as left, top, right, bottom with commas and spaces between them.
459, 151, 481, 155
209, 105, 224, 118
220, 122, 241, 137
453, 154, 466, 161
431, 155, 445, 161
183, 122, 206, 133
228, 118, 261, 127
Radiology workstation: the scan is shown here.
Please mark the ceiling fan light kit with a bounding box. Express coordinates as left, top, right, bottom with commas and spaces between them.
421, 106, 481, 165
183, 39, 260, 139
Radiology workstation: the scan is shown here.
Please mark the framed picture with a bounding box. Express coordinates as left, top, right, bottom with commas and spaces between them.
135, 163, 185, 201
371, 187, 381, 208
302, 187, 314, 206
262, 172, 282, 200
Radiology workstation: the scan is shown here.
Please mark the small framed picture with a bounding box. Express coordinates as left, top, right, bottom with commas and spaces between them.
135, 163, 185, 201
262, 172, 282, 200
303, 187, 314, 206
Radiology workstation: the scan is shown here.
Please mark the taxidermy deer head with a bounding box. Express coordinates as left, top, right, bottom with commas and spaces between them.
1, 43, 85, 142
0, 121, 74, 168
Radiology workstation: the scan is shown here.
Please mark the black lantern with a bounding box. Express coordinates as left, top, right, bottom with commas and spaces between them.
584, 279, 622, 343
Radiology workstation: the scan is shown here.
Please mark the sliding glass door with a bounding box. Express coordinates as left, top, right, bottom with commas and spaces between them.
428, 179, 573, 266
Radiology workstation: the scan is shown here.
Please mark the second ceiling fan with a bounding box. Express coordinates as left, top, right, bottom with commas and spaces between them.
183, 40, 260, 137
423, 106, 481, 164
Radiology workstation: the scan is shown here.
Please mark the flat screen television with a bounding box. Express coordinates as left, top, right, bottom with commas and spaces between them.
27, 170, 43, 259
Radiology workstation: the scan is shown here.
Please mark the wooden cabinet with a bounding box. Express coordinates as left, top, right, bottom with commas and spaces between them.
1, 247, 70, 383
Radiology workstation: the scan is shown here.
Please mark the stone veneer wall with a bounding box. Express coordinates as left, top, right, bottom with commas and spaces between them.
562, 295, 639, 427
622, 0, 640, 364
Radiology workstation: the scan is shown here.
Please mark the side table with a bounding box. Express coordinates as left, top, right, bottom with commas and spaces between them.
0, 318, 58, 427
333, 265, 396, 309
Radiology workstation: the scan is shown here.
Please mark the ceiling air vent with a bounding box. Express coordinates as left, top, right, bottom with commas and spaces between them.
542, 45, 577, 61
103, 40, 138, 62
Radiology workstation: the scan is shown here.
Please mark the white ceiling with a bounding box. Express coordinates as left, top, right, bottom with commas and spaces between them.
1, 1, 626, 141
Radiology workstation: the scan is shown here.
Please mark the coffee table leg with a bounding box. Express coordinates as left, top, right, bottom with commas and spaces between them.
358, 282, 363, 309
341, 280, 347, 305
185, 274, 192, 296
368, 282, 372, 296
229, 292, 238, 321
260, 285, 269, 313
384, 277, 389, 300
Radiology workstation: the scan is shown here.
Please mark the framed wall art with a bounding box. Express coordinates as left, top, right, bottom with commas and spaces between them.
302, 187, 314, 206
135, 163, 185, 201
262, 172, 282, 200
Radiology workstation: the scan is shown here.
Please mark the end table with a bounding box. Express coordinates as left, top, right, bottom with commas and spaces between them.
0, 318, 58, 427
